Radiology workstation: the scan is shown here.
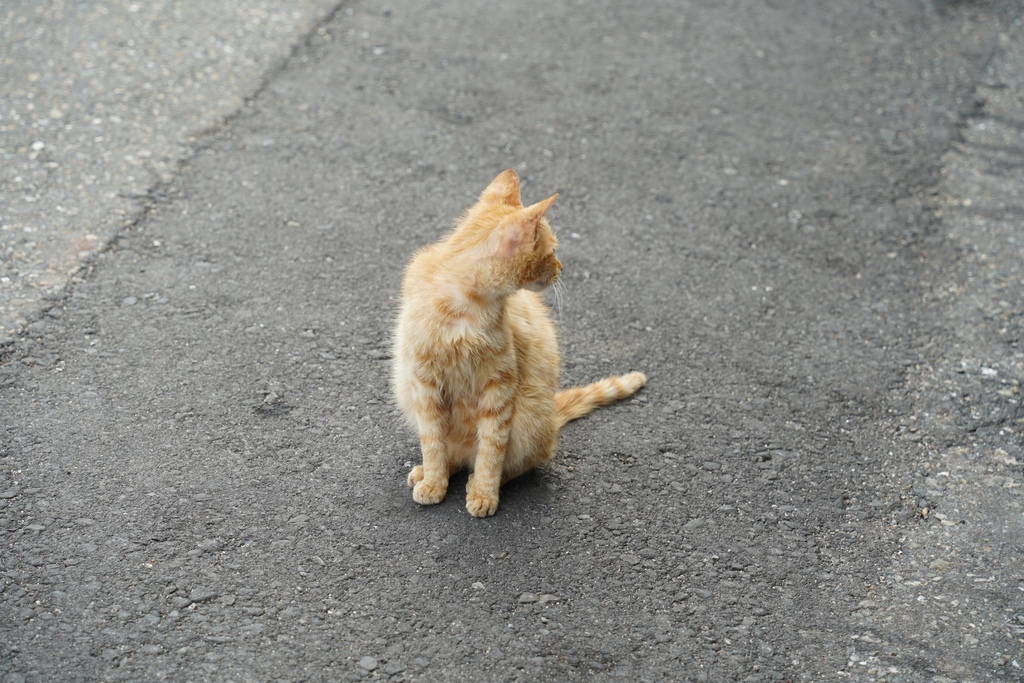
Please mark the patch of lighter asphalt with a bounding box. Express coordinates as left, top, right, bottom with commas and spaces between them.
0, 0, 339, 341
846, 18, 1024, 683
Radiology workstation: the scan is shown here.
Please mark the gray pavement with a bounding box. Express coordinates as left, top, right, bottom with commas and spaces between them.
1, 0, 338, 338
2, 1, 1023, 682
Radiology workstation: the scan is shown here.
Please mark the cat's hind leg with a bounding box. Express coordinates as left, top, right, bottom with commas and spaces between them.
500, 408, 559, 485
407, 465, 424, 488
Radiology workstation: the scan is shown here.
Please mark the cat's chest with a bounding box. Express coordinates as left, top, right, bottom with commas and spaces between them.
416, 329, 509, 392
431, 300, 502, 349
445, 316, 476, 342
438, 332, 505, 371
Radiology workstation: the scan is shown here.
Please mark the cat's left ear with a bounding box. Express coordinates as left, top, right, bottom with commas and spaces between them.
481, 169, 523, 207
494, 194, 557, 259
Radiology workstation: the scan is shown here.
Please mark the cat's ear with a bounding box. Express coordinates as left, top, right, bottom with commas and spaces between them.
524, 193, 558, 221
480, 169, 522, 207
494, 193, 558, 259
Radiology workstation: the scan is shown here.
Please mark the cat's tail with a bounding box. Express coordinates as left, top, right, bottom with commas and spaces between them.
555, 372, 647, 428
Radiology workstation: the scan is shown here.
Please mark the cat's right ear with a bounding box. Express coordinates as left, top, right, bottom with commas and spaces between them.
480, 169, 522, 207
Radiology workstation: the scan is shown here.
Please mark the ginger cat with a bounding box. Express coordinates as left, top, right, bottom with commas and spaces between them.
392, 170, 646, 517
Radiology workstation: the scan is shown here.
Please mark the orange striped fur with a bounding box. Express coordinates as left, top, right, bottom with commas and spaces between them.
555, 372, 648, 427
393, 170, 646, 517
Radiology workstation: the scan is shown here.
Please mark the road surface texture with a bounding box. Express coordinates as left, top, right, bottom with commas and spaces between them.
0, 0, 339, 338
2, 1, 1023, 682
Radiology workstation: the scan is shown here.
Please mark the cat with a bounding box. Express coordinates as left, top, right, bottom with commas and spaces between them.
392, 169, 646, 517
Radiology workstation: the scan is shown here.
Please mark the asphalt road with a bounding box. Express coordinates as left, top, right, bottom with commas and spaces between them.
0, 0, 338, 338
2, 2, 1023, 682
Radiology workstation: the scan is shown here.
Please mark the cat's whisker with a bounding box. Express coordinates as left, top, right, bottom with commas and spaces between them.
551, 278, 567, 321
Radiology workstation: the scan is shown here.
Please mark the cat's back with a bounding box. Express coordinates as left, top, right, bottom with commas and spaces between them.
506, 290, 555, 340
399, 243, 444, 301
395, 243, 459, 340
506, 291, 559, 387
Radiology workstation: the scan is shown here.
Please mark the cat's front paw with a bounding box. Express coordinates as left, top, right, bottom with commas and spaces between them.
466, 492, 500, 518
412, 478, 447, 506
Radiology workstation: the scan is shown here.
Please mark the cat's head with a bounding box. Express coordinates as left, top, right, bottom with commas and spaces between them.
458, 170, 562, 295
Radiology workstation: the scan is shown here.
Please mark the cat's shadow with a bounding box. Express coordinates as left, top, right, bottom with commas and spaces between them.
402, 467, 555, 519
500, 469, 552, 508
